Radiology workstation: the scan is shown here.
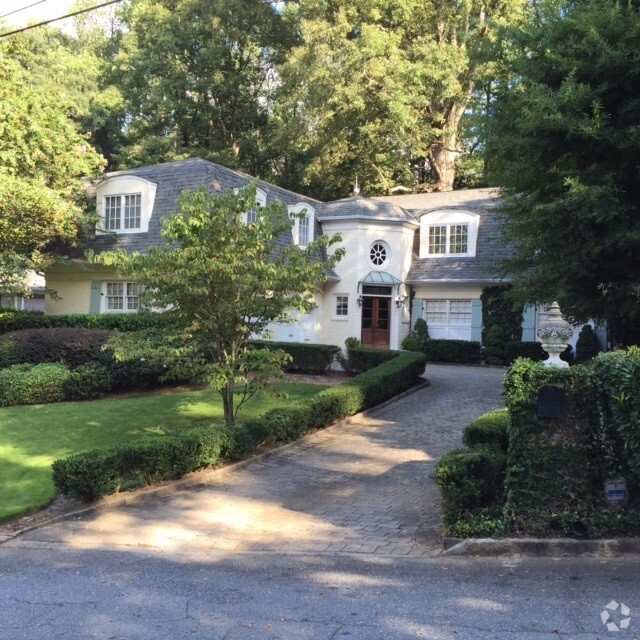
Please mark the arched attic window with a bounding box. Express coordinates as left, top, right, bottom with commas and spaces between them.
419, 209, 480, 259
288, 202, 315, 248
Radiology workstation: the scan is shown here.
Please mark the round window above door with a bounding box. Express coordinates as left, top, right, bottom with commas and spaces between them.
369, 240, 390, 269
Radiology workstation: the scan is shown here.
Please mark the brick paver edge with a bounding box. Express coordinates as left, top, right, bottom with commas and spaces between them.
0, 379, 432, 545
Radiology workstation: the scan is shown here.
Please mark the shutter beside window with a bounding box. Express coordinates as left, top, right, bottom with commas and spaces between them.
411, 297, 423, 328
89, 281, 102, 314
471, 299, 482, 343
521, 305, 537, 342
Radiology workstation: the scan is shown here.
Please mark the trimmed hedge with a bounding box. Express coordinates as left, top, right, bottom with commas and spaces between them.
484, 325, 507, 366
250, 340, 340, 374
504, 352, 640, 537
339, 346, 398, 376
423, 339, 482, 365
52, 350, 428, 501
52, 428, 230, 502
434, 444, 507, 526
62, 363, 113, 401
0, 310, 166, 335
462, 409, 509, 452
504, 340, 547, 363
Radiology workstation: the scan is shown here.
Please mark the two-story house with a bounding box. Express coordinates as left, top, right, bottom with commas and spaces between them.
44, 158, 605, 350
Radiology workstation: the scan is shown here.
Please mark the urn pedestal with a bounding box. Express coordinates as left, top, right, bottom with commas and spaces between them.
537, 302, 573, 368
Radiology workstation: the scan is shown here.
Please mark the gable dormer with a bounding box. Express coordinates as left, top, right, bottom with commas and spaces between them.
96, 175, 157, 234
419, 209, 480, 259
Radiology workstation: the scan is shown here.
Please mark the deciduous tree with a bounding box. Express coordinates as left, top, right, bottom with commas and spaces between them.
103, 184, 343, 426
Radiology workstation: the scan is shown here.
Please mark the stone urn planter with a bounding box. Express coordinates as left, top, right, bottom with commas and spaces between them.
537, 302, 573, 368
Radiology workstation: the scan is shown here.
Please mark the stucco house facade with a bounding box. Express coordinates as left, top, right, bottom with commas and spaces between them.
45, 158, 603, 350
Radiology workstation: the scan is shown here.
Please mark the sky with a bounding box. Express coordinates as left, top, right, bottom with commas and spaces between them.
1, 0, 75, 28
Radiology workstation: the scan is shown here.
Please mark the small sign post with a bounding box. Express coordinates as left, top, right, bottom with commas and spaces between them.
605, 477, 628, 504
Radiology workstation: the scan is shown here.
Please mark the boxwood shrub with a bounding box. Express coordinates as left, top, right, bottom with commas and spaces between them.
462, 409, 510, 452
0, 363, 71, 406
62, 363, 113, 401
250, 340, 340, 374
423, 339, 482, 365
52, 350, 428, 501
434, 444, 507, 526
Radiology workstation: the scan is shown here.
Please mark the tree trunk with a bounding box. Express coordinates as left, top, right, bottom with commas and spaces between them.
428, 140, 457, 192
222, 379, 235, 426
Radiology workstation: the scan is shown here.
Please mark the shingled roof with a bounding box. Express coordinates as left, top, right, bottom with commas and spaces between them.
374, 189, 512, 283
82, 158, 322, 256
319, 196, 417, 224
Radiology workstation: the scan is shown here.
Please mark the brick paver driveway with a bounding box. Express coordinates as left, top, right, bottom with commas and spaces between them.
13, 364, 505, 557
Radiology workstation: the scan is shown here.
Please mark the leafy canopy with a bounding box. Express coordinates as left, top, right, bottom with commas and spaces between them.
0, 39, 104, 293
102, 184, 343, 425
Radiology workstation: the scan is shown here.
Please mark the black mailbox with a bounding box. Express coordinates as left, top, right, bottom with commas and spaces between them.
537, 386, 568, 419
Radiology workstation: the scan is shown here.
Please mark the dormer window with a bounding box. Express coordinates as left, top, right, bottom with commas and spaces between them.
96, 175, 156, 234
104, 194, 142, 231
428, 223, 468, 255
420, 210, 479, 258
237, 186, 267, 224
288, 203, 315, 248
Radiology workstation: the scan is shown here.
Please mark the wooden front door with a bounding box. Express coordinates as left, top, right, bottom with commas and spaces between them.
361, 297, 391, 348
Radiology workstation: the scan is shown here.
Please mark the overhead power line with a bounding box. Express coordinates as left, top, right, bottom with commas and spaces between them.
0, 0, 48, 21
0, 0, 123, 39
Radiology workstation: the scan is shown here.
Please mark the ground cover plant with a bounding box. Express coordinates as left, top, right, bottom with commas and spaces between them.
0, 382, 326, 522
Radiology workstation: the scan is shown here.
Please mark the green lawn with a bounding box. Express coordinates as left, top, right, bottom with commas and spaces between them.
0, 382, 327, 522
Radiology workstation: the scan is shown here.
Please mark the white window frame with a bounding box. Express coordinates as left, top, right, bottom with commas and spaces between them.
425, 299, 472, 327
419, 210, 480, 258
103, 193, 143, 232
103, 281, 140, 313
332, 293, 349, 320
368, 240, 391, 270
96, 175, 156, 235
288, 202, 315, 248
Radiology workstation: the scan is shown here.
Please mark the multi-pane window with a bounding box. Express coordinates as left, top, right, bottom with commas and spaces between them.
425, 300, 472, 325
335, 295, 349, 317
427, 224, 469, 255
124, 194, 141, 229
104, 196, 121, 230
299, 215, 310, 247
103, 194, 142, 231
106, 282, 139, 312
428, 226, 447, 254
449, 224, 468, 254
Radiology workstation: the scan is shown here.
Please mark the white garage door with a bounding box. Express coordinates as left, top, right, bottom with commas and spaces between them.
425, 299, 472, 340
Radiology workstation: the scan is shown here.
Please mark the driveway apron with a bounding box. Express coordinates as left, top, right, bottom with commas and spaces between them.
13, 364, 505, 557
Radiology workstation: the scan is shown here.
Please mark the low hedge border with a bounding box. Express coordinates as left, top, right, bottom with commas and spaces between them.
249, 340, 340, 374
0, 310, 166, 334
52, 350, 428, 502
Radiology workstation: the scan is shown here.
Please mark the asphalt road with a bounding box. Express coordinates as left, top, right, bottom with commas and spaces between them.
1, 545, 639, 640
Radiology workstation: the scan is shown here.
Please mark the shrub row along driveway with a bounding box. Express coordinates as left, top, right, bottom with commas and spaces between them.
9, 364, 505, 556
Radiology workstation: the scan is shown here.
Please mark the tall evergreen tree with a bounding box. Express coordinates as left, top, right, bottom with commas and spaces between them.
485, 0, 640, 341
